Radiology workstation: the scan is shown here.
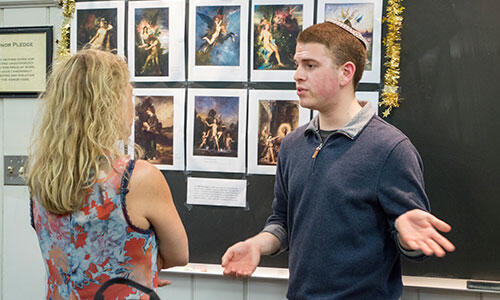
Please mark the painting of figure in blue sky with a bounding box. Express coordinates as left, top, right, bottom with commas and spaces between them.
254, 5, 303, 70
193, 96, 240, 157
134, 7, 169, 76
195, 5, 240, 66
324, 3, 374, 70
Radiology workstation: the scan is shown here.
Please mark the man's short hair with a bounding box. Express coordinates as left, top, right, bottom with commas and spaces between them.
297, 22, 367, 89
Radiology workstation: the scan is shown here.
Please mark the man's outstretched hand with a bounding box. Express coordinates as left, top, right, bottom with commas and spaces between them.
222, 241, 261, 279
396, 209, 456, 257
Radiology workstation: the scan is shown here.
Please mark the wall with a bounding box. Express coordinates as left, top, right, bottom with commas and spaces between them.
0, 1, 498, 299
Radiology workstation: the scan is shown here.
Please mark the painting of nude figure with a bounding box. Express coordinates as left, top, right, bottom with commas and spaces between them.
253, 4, 303, 70
76, 8, 117, 51
193, 96, 239, 157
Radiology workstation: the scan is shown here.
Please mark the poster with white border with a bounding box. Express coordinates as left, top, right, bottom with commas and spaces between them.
132, 88, 185, 170
250, 0, 314, 82
188, 0, 249, 81
187, 177, 247, 207
312, 90, 379, 117
128, 0, 185, 82
248, 89, 310, 175
317, 0, 382, 83
71, 1, 125, 56
186, 88, 247, 173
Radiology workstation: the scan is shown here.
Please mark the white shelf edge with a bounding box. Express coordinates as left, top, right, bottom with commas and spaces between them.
162, 263, 500, 293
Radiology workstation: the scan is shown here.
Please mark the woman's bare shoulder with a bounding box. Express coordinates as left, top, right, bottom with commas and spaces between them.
130, 159, 168, 194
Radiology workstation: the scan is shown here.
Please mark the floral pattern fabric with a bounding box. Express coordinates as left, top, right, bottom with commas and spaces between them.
31, 159, 159, 300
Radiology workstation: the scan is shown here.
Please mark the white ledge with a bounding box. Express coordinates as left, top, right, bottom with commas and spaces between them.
163, 264, 500, 293
163, 263, 289, 280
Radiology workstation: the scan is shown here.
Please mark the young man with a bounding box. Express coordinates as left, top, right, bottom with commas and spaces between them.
222, 21, 455, 299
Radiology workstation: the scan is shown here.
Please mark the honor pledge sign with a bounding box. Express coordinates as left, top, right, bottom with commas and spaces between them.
0, 27, 52, 96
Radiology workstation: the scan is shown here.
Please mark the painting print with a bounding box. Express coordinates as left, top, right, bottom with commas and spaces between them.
324, 3, 374, 70
253, 4, 303, 71
250, 0, 313, 82
133, 7, 169, 77
76, 9, 117, 51
72, 1, 124, 55
135, 95, 174, 165
186, 89, 247, 173
195, 5, 240, 66
128, 1, 185, 82
257, 100, 299, 165
193, 96, 239, 157
248, 89, 310, 174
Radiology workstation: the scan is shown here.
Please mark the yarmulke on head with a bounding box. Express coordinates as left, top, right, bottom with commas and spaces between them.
326, 19, 368, 49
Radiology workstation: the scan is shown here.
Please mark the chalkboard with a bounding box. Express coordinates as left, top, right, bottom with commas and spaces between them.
392, 0, 500, 281
151, 0, 500, 282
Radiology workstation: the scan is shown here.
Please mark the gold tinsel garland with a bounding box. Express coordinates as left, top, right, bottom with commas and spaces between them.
56, 0, 75, 61
381, 0, 405, 117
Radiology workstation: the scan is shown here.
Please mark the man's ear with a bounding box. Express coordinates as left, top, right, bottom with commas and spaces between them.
339, 61, 356, 87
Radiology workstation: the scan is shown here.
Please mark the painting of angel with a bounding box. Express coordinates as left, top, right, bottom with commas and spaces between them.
195, 5, 240, 66
193, 96, 240, 157
253, 4, 303, 70
133, 7, 169, 77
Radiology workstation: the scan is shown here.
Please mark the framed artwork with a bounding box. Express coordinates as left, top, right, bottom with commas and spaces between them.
248, 89, 310, 175
71, 1, 125, 56
250, 0, 313, 82
312, 90, 380, 117
188, 0, 248, 81
186, 88, 247, 173
132, 88, 185, 170
0, 26, 52, 98
128, 0, 185, 82
317, 0, 382, 83
356, 91, 379, 114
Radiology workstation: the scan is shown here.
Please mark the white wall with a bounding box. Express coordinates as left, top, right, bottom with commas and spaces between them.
0, 1, 498, 300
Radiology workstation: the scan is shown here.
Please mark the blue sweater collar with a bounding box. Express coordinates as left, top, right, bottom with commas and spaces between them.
305, 102, 375, 140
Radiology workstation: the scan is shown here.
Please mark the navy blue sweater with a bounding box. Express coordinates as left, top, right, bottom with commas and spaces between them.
265, 108, 429, 299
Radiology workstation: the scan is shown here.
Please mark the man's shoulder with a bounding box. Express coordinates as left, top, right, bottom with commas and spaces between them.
361, 115, 410, 148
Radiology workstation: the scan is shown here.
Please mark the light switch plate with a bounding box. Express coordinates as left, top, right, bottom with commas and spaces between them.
4, 156, 28, 185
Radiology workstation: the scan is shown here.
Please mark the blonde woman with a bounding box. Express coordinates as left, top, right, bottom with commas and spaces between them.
27, 49, 188, 299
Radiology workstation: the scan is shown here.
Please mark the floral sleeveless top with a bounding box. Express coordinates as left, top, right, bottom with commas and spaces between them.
31, 159, 159, 300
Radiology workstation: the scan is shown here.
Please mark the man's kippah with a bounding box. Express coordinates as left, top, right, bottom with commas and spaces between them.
327, 20, 368, 49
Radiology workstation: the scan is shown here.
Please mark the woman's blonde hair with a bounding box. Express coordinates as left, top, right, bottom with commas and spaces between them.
27, 49, 131, 215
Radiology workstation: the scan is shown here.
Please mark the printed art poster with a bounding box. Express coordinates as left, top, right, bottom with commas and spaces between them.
186, 89, 247, 173
188, 0, 248, 81
248, 90, 310, 174
128, 0, 185, 82
317, 0, 382, 83
251, 0, 313, 82
133, 88, 185, 170
71, 1, 125, 56
195, 5, 240, 66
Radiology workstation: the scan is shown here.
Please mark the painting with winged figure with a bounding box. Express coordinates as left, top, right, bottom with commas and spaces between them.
195, 5, 240, 66
133, 7, 169, 77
